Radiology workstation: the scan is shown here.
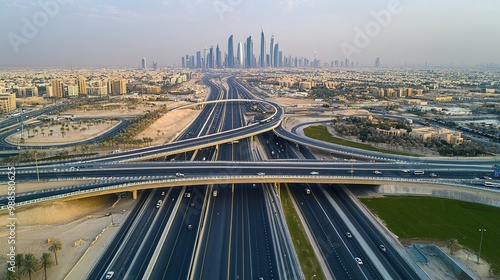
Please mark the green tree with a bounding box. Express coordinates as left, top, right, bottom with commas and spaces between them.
40, 252, 54, 280
48, 239, 62, 265
22, 253, 39, 280
447, 238, 463, 255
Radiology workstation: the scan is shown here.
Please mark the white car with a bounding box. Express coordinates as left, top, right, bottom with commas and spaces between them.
310, 171, 319, 175
257, 172, 266, 176
401, 169, 410, 173
105, 271, 114, 279
355, 257, 363, 265
176, 172, 185, 177
373, 170, 382, 175
379, 245, 387, 252
429, 173, 438, 178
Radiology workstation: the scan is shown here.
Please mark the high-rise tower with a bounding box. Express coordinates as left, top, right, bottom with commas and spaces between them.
245, 36, 253, 68
141, 58, 146, 70
269, 35, 275, 67
227, 35, 234, 68
216, 44, 221, 68
273, 43, 279, 68
260, 29, 266, 67
237, 42, 243, 67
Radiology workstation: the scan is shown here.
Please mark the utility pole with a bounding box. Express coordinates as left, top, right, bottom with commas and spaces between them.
478, 227, 486, 264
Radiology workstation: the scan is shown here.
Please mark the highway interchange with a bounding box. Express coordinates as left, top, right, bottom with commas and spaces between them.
1, 75, 498, 280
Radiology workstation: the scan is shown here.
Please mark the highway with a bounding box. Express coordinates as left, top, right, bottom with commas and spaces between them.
1, 75, 499, 280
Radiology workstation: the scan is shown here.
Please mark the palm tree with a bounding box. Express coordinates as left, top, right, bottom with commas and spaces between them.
447, 238, 463, 255
48, 240, 62, 265
40, 252, 54, 280
22, 253, 39, 280
5, 253, 25, 280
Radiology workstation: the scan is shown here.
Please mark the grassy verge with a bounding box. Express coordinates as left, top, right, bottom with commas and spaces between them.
280, 184, 324, 280
359, 196, 500, 275
303, 125, 423, 157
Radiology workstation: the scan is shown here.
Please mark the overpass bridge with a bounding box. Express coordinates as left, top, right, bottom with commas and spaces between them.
2, 160, 495, 210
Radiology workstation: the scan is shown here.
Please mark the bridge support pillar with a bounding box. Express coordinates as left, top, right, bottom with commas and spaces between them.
132, 190, 138, 200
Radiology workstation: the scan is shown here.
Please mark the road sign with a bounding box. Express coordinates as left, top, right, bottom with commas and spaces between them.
494, 164, 500, 178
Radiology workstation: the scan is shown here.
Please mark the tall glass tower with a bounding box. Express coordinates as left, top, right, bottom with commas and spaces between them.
227, 35, 234, 68
269, 35, 275, 67
260, 29, 265, 67
245, 36, 253, 68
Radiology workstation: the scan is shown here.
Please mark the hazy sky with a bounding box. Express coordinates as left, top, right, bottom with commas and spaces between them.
1, 0, 499, 67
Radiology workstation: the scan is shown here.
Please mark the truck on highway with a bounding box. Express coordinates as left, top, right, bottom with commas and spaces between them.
414, 170, 425, 175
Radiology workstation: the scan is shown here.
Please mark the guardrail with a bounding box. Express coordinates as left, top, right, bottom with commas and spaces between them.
2, 175, 495, 210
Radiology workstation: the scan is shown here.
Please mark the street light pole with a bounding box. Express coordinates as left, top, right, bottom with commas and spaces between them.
311, 274, 316, 280
478, 227, 486, 264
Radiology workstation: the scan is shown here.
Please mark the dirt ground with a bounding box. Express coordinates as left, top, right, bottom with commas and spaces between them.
135, 108, 201, 145
0, 195, 136, 280
6, 120, 120, 145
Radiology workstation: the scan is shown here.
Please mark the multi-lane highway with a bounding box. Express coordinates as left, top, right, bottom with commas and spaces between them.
1, 75, 498, 280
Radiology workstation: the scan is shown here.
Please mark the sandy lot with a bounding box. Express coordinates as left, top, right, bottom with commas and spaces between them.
7, 120, 119, 145
0, 195, 136, 280
135, 108, 201, 145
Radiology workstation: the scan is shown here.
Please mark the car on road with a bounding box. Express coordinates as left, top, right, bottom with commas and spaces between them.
346, 232, 352, 238
484, 176, 492, 180
184, 192, 191, 198
161, 191, 165, 196
473, 177, 480, 180
347, 170, 354, 174
310, 171, 319, 175
429, 173, 438, 178
105, 271, 114, 279
305, 188, 311, 195
187, 224, 193, 231
257, 172, 266, 176
379, 245, 387, 252
176, 172, 185, 177
401, 169, 411, 173
373, 170, 382, 175
354, 257, 363, 265
156, 200, 162, 208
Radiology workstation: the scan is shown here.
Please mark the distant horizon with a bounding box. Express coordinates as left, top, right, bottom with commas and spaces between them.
1, 1, 499, 67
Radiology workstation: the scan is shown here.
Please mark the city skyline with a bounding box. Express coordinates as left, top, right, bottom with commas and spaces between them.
1, 0, 500, 67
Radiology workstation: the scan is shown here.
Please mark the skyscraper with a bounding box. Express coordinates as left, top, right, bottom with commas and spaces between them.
216, 44, 221, 68
260, 29, 265, 67
141, 58, 146, 70
375, 57, 381, 68
269, 35, 274, 67
203, 47, 207, 68
153, 61, 158, 70
245, 36, 253, 68
196, 51, 202, 68
273, 43, 279, 68
237, 42, 244, 67
227, 35, 234, 68
209, 46, 214, 68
